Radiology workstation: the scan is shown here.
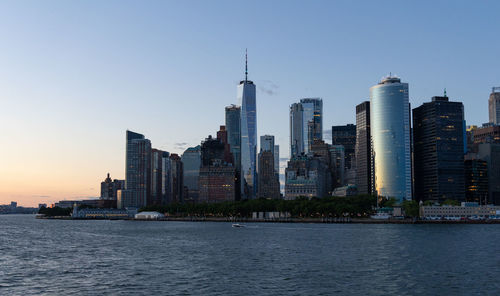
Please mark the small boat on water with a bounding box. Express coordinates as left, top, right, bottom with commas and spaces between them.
232, 223, 245, 228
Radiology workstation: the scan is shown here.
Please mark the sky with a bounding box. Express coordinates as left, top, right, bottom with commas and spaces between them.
1, 0, 499, 207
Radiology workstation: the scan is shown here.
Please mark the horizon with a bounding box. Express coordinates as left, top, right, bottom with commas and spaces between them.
2, 0, 500, 207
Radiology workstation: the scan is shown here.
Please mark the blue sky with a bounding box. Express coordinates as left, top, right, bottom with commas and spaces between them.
1, 0, 499, 206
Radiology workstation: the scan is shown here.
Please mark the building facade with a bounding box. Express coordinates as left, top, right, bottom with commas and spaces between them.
413, 96, 465, 203
370, 76, 412, 202
290, 103, 304, 157
331, 124, 356, 170
238, 56, 257, 199
182, 146, 201, 202
125, 130, 151, 208
355, 101, 373, 195
169, 153, 183, 203
465, 158, 488, 204
477, 143, 500, 205
257, 150, 281, 199
489, 87, 500, 125
284, 155, 328, 200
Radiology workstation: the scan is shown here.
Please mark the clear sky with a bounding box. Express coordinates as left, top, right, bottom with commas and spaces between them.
1, 0, 499, 207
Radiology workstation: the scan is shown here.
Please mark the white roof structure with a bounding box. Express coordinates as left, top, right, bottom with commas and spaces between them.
135, 211, 164, 219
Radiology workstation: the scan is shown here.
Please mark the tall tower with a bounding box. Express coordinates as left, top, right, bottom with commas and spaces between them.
370, 76, 412, 203
300, 98, 323, 154
413, 95, 465, 203
489, 87, 500, 125
125, 130, 152, 208
290, 103, 304, 157
238, 50, 257, 199
355, 101, 373, 195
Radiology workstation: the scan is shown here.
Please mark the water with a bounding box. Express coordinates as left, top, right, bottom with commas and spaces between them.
0, 215, 499, 295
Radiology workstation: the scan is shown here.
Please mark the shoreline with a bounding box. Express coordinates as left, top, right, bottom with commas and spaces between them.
35, 216, 500, 224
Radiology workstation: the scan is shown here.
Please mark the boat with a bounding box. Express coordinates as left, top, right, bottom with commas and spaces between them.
232, 223, 245, 228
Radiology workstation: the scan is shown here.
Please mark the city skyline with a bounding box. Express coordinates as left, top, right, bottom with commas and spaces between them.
2, 1, 500, 206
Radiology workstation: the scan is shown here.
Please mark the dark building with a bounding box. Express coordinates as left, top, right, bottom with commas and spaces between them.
413, 95, 465, 203
181, 146, 201, 202
310, 139, 334, 194
257, 150, 280, 199
169, 153, 183, 203
151, 149, 169, 205
198, 133, 236, 203
331, 124, 356, 170
355, 101, 373, 195
465, 158, 488, 204
123, 130, 151, 208
100, 173, 124, 200
477, 143, 500, 205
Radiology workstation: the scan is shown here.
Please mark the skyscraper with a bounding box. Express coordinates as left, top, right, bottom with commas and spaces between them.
151, 149, 167, 205
370, 76, 412, 202
331, 124, 356, 170
301, 98, 323, 154
489, 87, 500, 125
260, 135, 275, 153
238, 51, 257, 199
274, 145, 280, 177
225, 104, 241, 169
169, 153, 183, 203
123, 130, 151, 208
290, 103, 304, 157
413, 95, 465, 203
257, 150, 280, 199
181, 146, 201, 202
289, 98, 323, 156
355, 101, 373, 195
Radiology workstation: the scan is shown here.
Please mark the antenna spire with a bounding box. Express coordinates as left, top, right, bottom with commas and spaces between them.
245, 48, 248, 82
444, 88, 447, 97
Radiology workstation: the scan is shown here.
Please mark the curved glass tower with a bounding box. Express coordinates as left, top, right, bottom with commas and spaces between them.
370, 76, 412, 202
238, 53, 257, 199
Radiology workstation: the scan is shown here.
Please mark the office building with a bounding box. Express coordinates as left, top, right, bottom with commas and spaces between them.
290, 103, 304, 157
370, 76, 412, 202
169, 153, 183, 203
257, 150, 280, 199
284, 154, 328, 200
100, 173, 124, 200
274, 145, 280, 177
331, 124, 356, 170
465, 158, 488, 204
413, 95, 465, 203
238, 52, 257, 199
473, 124, 500, 145
289, 98, 323, 157
355, 101, 373, 195
225, 105, 241, 168
489, 87, 500, 125
477, 143, 500, 205
198, 134, 236, 202
124, 130, 151, 208
181, 146, 201, 202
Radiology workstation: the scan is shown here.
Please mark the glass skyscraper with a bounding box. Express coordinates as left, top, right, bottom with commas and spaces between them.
370, 77, 412, 202
289, 98, 323, 157
489, 87, 500, 125
237, 55, 257, 199
124, 130, 151, 208
181, 146, 201, 202
225, 105, 241, 170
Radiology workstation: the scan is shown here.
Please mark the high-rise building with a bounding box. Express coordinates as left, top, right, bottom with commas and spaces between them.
161, 151, 171, 204
169, 153, 183, 203
151, 149, 168, 205
181, 146, 201, 202
331, 124, 356, 170
225, 105, 241, 168
101, 173, 123, 200
290, 103, 304, 157
329, 145, 345, 189
123, 130, 151, 208
289, 98, 323, 156
198, 135, 236, 202
274, 145, 280, 177
489, 87, 500, 125
413, 95, 465, 203
355, 101, 373, 195
260, 135, 275, 152
238, 52, 257, 199
464, 158, 488, 204
473, 124, 500, 145
370, 76, 412, 202
477, 143, 500, 205
257, 150, 280, 199
310, 139, 334, 194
